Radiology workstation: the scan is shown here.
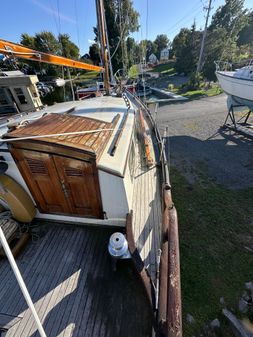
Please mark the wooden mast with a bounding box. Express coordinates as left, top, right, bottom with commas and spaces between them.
95, 0, 111, 95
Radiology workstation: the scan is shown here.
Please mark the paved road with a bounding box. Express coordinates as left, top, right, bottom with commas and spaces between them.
153, 94, 253, 189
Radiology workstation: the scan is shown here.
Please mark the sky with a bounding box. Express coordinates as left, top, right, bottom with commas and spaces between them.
1, 0, 252, 56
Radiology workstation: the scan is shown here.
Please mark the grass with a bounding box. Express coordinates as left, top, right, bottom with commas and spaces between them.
170, 167, 253, 336
174, 83, 223, 99
75, 71, 100, 86
150, 61, 176, 75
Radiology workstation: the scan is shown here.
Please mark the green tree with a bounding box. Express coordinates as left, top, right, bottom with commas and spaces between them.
20, 31, 80, 76
20, 33, 36, 49
95, 0, 139, 72
172, 24, 201, 75
89, 43, 101, 65
210, 0, 248, 38
202, 28, 237, 80
238, 11, 253, 47
58, 34, 79, 59
154, 34, 169, 59
34, 31, 61, 54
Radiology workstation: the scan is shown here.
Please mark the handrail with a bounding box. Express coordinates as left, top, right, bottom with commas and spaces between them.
124, 89, 182, 337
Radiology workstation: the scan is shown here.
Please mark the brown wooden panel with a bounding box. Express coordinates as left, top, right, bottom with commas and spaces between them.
53, 156, 103, 218
5, 113, 114, 157
10, 148, 70, 214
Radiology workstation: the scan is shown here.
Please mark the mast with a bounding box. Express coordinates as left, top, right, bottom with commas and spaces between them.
95, 0, 111, 95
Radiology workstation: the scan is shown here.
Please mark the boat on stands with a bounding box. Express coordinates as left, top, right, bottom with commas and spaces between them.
0, 1, 181, 336
215, 60, 253, 109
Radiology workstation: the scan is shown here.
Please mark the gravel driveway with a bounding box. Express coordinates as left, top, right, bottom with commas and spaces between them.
153, 94, 253, 189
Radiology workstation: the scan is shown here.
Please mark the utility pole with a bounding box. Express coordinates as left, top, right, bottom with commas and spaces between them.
196, 0, 213, 73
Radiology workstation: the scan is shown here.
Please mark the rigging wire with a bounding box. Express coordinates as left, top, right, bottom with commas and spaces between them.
74, 0, 81, 52
57, 0, 62, 36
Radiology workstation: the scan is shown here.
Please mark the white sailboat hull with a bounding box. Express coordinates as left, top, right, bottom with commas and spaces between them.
216, 71, 253, 103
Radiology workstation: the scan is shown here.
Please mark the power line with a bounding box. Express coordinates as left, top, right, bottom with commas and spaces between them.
164, 1, 203, 33
167, 8, 204, 36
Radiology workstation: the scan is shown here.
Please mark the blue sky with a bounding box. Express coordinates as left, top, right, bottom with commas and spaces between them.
1, 0, 252, 56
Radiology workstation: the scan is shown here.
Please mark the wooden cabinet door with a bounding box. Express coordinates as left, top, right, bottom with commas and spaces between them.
53, 156, 103, 218
11, 148, 70, 214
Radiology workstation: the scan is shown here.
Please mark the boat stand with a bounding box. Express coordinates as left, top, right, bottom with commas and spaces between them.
223, 104, 253, 139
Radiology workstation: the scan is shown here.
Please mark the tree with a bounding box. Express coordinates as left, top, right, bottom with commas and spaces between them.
34, 31, 61, 54
20, 31, 80, 76
202, 27, 237, 80
95, 0, 139, 72
210, 0, 248, 38
89, 43, 100, 65
172, 23, 201, 75
154, 34, 169, 59
58, 34, 79, 59
238, 11, 253, 47
20, 33, 36, 50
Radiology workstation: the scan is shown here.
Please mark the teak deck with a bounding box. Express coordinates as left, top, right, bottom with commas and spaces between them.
0, 226, 152, 337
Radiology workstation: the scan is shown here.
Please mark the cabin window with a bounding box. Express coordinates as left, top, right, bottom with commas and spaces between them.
14, 88, 27, 105
0, 88, 8, 105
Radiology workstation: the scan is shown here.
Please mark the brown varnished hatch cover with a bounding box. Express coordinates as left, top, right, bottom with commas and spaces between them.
5, 113, 117, 218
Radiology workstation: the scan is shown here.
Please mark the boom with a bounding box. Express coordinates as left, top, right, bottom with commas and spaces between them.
0, 39, 104, 72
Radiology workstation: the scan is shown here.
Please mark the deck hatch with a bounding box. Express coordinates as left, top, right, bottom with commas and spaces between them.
4, 113, 116, 159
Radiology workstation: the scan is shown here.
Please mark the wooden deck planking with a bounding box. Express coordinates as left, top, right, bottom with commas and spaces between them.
1, 225, 152, 337
132, 140, 162, 282
45, 230, 95, 337
4, 228, 74, 337
25, 228, 88, 337
0, 228, 60, 317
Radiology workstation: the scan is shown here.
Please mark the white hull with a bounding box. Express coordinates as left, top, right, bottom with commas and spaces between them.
216, 71, 253, 102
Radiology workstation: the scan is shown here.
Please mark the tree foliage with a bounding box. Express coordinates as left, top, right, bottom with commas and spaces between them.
91, 0, 139, 72
172, 24, 201, 75
20, 31, 80, 76
154, 34, 169, 59
209, 0, 248, 38
170, 0, 251, 81
237, 11, 253, 47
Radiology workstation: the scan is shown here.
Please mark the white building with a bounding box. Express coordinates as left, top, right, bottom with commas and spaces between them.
148, 53, 158, 64
160, 48, 170, 61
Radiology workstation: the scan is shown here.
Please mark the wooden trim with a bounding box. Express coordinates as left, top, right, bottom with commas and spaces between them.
110, 112, 129, 156
158, 186, 182, 337
9, 141, 96, 162
126, 211, 155, 310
